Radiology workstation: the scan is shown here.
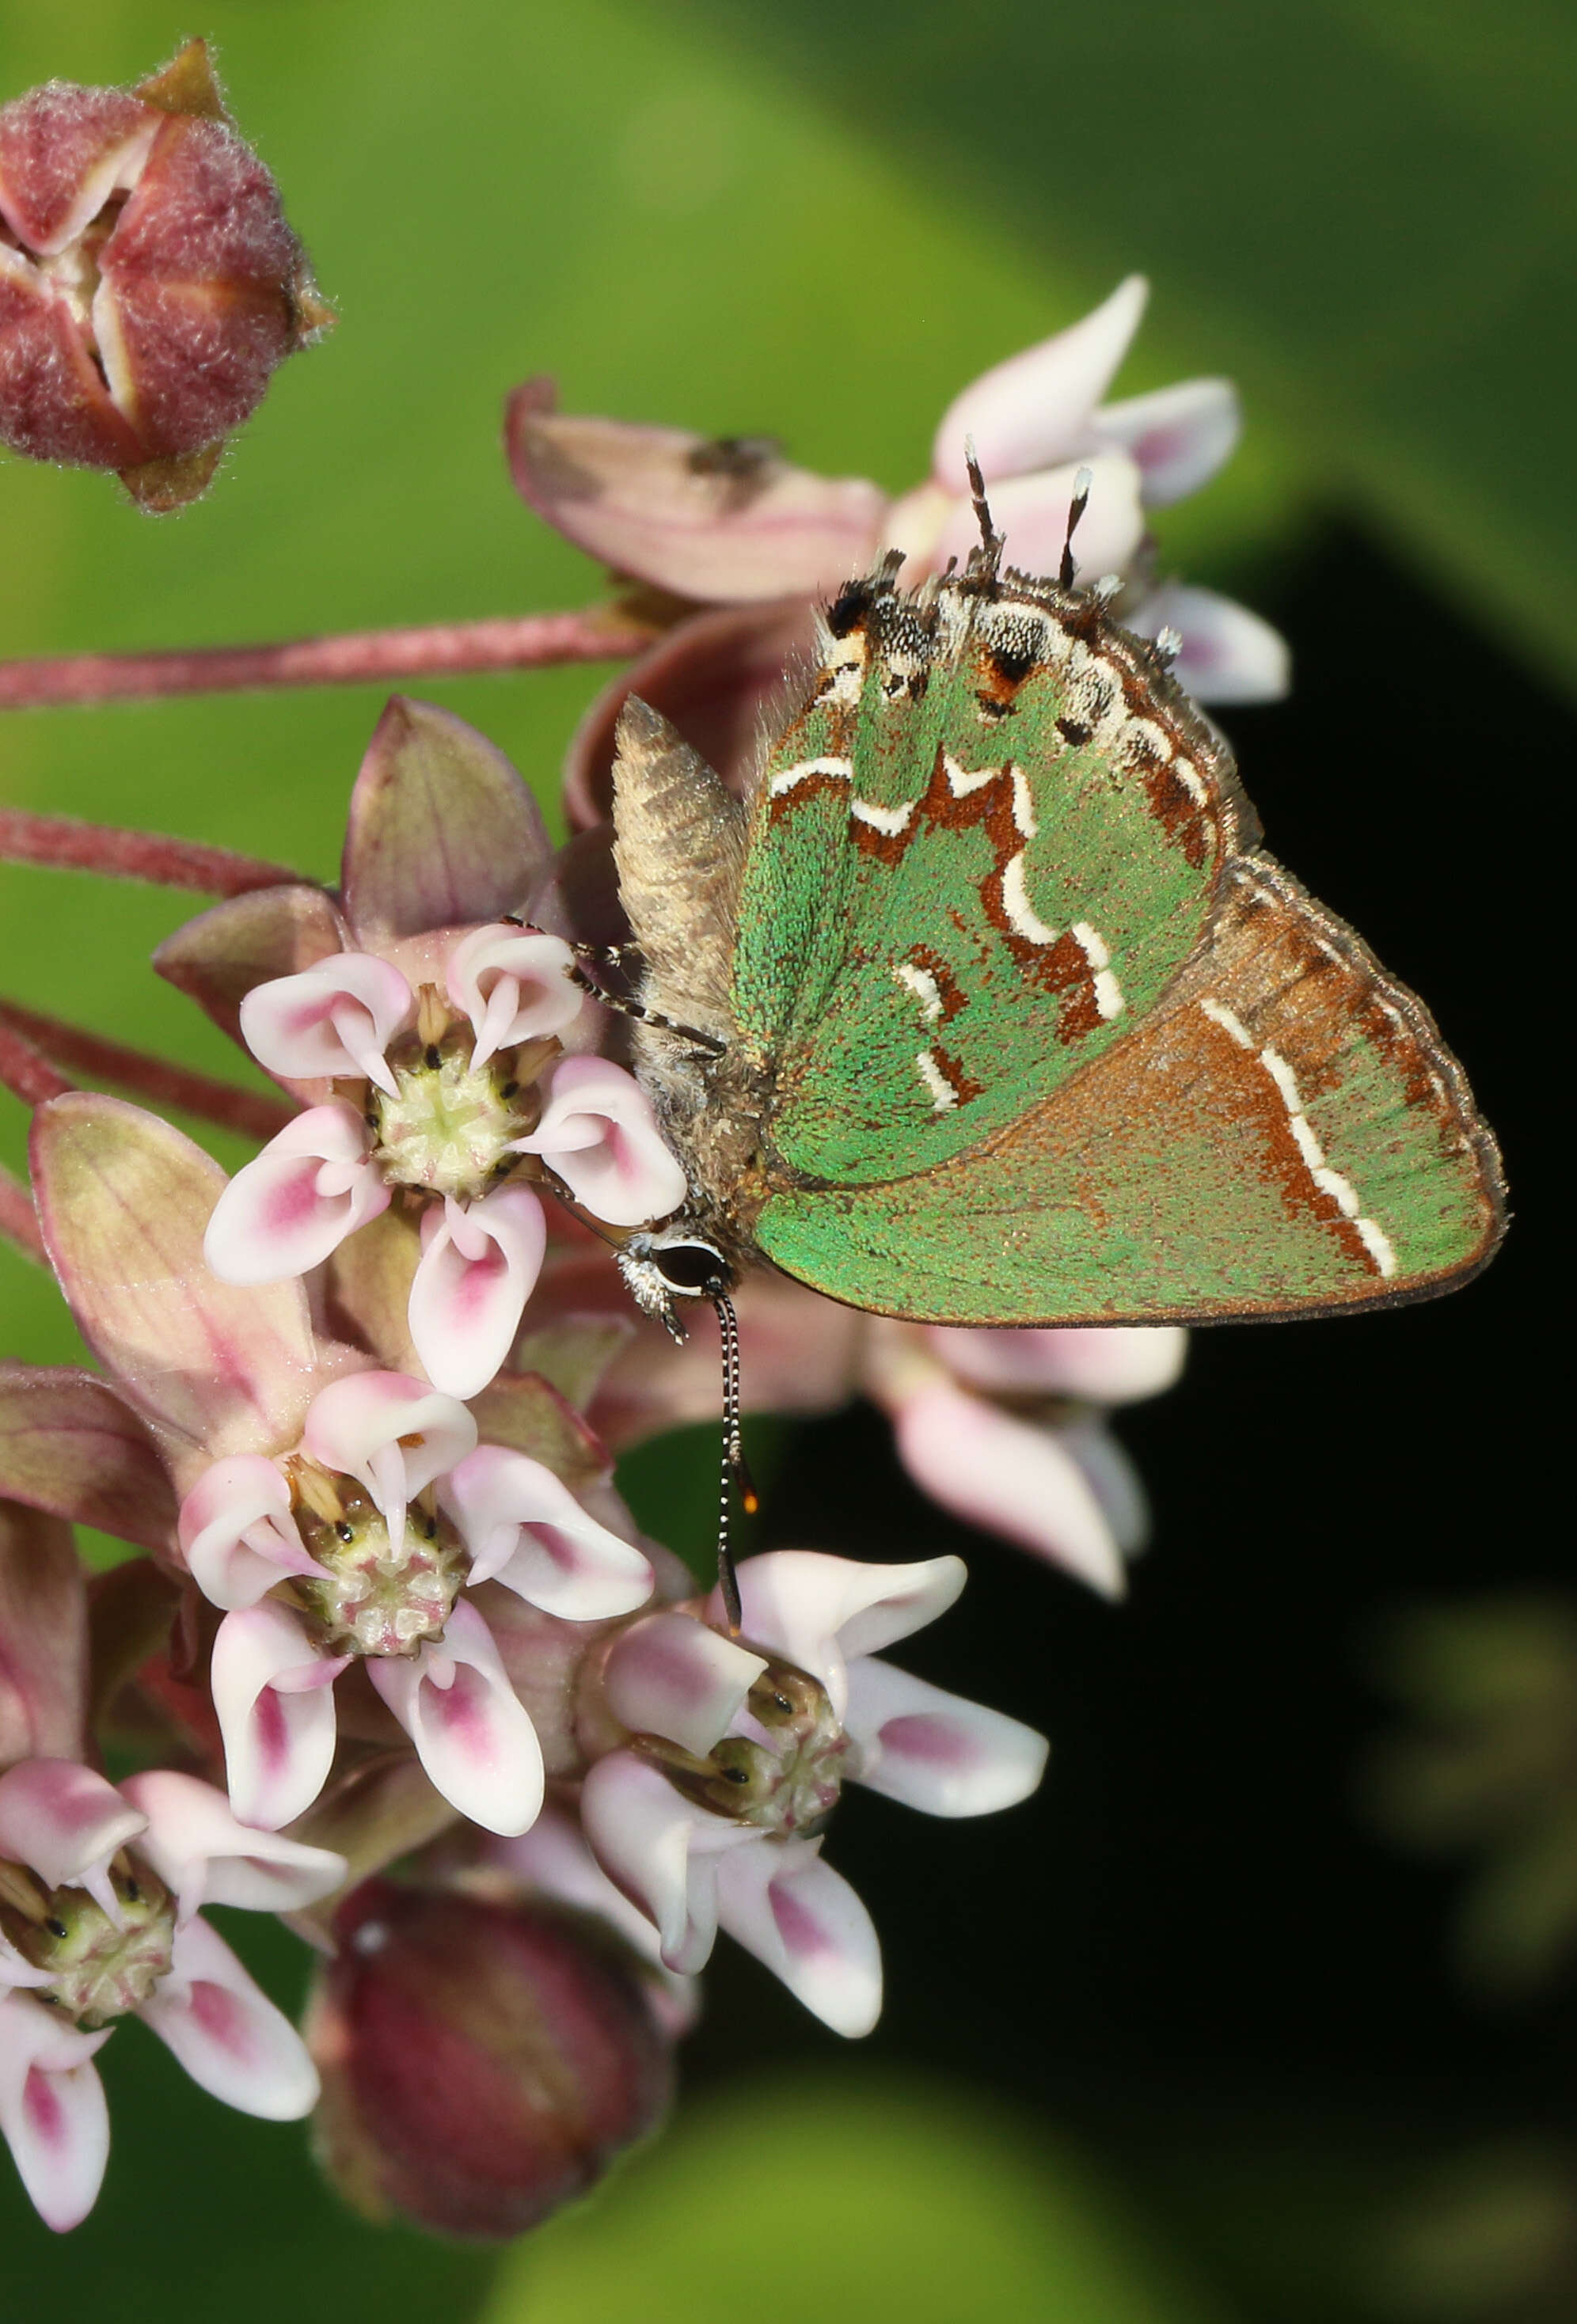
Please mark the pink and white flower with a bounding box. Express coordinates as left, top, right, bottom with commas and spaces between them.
509, 278, 1288, 708
0, 1757, 340, 2230
22, 1092, 656, 1841
188, 1367, 656, 1834
580, 1551, 1047, 2036
205, 941, 684, 1400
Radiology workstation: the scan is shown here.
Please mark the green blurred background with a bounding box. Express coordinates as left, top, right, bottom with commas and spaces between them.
0, 2, 1566, 2317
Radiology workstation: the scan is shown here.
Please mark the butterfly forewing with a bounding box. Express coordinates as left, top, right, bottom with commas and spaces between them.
733, 571, 1253, 1186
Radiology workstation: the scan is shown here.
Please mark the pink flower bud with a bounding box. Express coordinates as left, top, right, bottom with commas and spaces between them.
0, 42, 330, 509
305, 1878, 675, 2239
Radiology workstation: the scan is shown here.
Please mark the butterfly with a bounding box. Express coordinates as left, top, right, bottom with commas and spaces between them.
605, 534, 1506, 1335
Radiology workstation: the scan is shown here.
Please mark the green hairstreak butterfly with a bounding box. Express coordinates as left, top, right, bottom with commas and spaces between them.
606, 536, 1506, 1334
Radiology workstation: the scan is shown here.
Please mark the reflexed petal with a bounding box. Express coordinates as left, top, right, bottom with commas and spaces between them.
139, 1914, 318, 2118
931, 276, 1149, 491
714, 1837, 882, 2037
515, 1054, 687, 1227
302, 1371, 477, 1553
341, 697, 554, 946
118, 1770, 346, 1923
238, 954, 413, 1097
1126, 582, 1291, 704
927, 454, 1146, 587
891, 1380, 1126, 1598
580, 1751, 754, 1974
843, 1658, 1048, 1817
177, 1452, 321, 1609
1061, 1414, 1151, 1559
882, 480, 955, 575
0, 1362, 177, 1555
29, 1095, 319, 1458
602, 1610, 766, 1756
505, 382, 888, 602
1094, 376, 1241, 506
0, 1996, 110, 2232
153, 883, 348, 1054
0, 1761, 144, 1920
0, 1498, 88, 1768
924, 1323, 1187, 1404
209, 1603, 345, 1831
561, 600, 816, 831
710, 1551, 966, 1718
445, 925, 583, 1067
367, 1599, 543, 1837
203, 1103, 389, 1285
407, 1190, 546, 1402
492, 1809, 701, 2034
442, 1442, 653, 1617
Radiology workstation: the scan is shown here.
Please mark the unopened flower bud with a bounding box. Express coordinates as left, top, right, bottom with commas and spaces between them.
0, 41, 331, 509
305, 1877, 675, 2239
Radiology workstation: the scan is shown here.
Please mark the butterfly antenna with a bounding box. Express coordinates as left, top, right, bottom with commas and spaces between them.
1059, 464, 1093, 591
963, 439, 1004, 578
712, 1291, 755, 1635
568, 942, 727, 1056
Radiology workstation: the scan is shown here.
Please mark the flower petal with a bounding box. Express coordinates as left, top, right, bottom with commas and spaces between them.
238, 955, 413, 1097
0, 1363, 177, 1553
118, 1769, 346, 1923
930, 276, 1149, 492
0, 1498, 87, 1767
714, 1836, 882, 2037
177, 1453, 321, 1609
29, 1095, 320, 1458
302, 1371, 477, 1553
926, 454, 1146, 587
1126, 582, 1291, 704
890, 1380, 1126, 1598
505, 379, 887, 602
443, 1442, 653, 1617
366, 1598, 544, 1837
203, 1103, 389, 1286
843, 1658, 1048, 1818
709, 1551, 966, 1718
341, 697, 555, 946
407, 1189, 546, 1402
138, 1913, 318, 2118
580, 1750, 754, 1973
601, 1609, 766, 1756
209, 1603, 344, 1831
0, 1995, 110, 2232
154, 883, 348, 1057
445, 924, 583, 1067
489, 1808, 701, 2034
922, 1323, 1187, 1404
1094, 376, 1241, 507
0, 1761, 145, 1919
560, 599, 817, 830
515, 1054, 687, 1227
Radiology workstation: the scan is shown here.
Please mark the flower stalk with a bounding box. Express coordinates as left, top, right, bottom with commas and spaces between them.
0, 606, 659, 714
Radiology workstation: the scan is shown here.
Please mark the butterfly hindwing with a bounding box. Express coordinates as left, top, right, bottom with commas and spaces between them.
732, 569, 1257, 1184
753, 848, 1505, 1320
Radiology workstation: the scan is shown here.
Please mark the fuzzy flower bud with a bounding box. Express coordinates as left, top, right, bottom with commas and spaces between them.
305, 1878, 674, 2239
0, 41, 330, 510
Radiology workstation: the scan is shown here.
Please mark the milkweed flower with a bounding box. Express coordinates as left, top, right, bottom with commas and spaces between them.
158, 697, 685, 1401
0, 1755, 342, 2229
21, 1091, 655, 1837
581, 1551, 1047, 2034
507, 275, 1287, 707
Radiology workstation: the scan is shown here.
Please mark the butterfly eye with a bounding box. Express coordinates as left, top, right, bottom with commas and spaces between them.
651, 1240, 730, 1297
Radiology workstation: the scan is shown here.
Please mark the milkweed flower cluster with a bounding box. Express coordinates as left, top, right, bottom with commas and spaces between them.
0, 80, 1244, 2228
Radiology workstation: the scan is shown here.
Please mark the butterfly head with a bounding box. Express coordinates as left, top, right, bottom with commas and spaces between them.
617, 1221, 739, 1339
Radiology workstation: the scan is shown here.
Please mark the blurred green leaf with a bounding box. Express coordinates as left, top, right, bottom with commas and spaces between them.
485, 2075, 1233, 2324
692, 0, 1575, 693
